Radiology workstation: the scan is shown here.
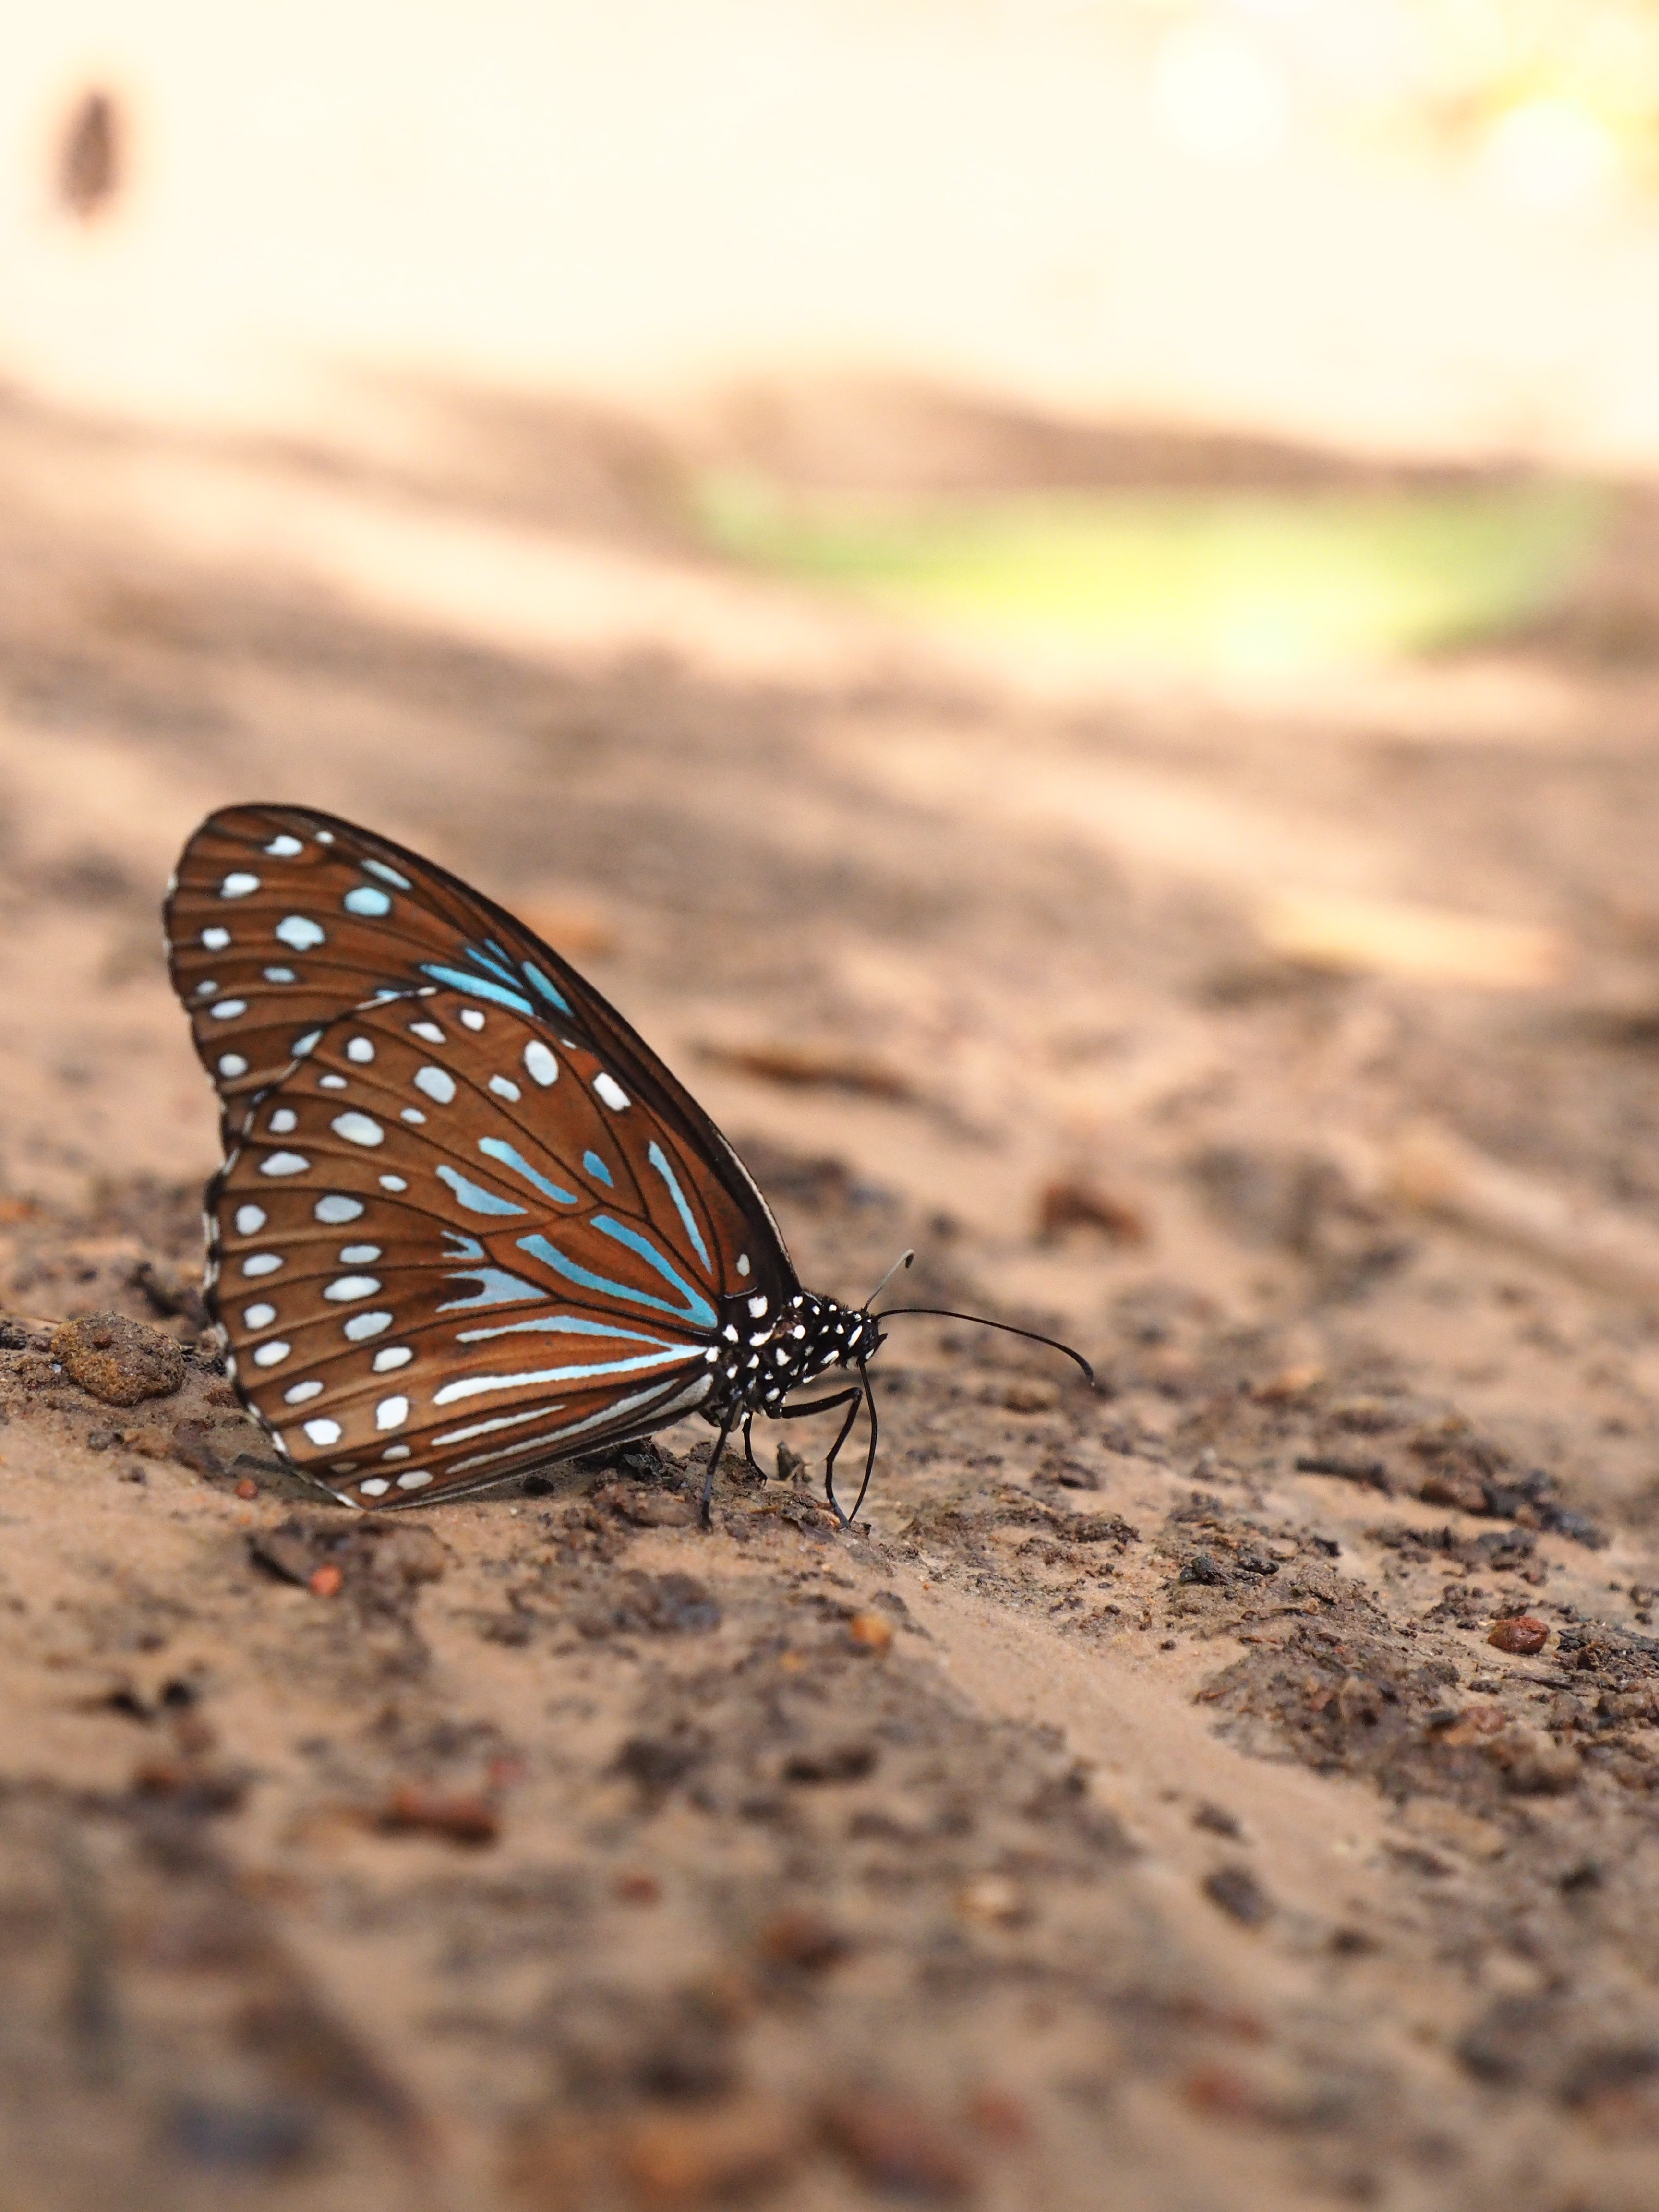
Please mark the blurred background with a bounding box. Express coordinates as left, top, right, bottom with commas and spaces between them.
7, 0, 1659, 1291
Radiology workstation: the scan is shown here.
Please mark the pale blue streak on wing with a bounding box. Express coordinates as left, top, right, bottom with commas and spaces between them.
432, 1342, 692, 1408
439, 1265, 551, 1311
441, 1230, 486, 1259
582, 1149, 613, 1188
477, 1138, 579, 1206
593, 1214, 719, 1328
646, 1140, 712, 1272
435, 1163, 527, 1216
419, 962, 536, 1016
480, 939, 524, 983
456, 1313, 684, 1346
522, 960, 574, 1015
515, 1232, 715, 1329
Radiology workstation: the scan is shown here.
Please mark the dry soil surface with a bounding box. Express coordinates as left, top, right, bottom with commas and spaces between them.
9, 389, 1659, 2212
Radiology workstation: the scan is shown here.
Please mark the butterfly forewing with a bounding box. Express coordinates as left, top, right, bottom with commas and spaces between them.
166, 804, 796, 1297
209, 988, 760, 1506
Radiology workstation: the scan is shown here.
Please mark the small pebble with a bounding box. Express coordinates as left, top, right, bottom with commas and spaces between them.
234, 1477, 259, 1501
1192, 1802, 1243, 1839
1253, 1362, 1324, 1402
1488, 1616, 1549, 1656
956, 1875, 1026, 1926
51, 1312, 184, 1407
615, 1872, 661, 1905
847, 1611, 895, 1655
965, 2085, 1032, 2144
821, 2093, 976, 2203
758, 1910, 849, 1970
378, 1783, 500, 1846
307, 1564, 343, 1599
1203, 1865, 1273, 1928
618, 2095, 803, 2208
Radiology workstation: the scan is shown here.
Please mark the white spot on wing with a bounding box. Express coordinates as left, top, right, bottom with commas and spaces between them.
489, 1075, 521, 1101
284, 1380, 323, 1403
200, 926, 230, 950
259, 1152, 310, 1177
414, 1066, 455, 1104
303, 1418, 343, 1446
218, 1054, 247, 1078
234, 1204, 266, 1235
268, 1108, 297, 1135
396, 1469, 433, 1490
332, 1112, 384, 1147
209, 998, 247, 1021
594, 1072, 630, 1111
346, 1038, 375, 1064
253, 1340, 290, 1367
241, 1254, 282, 1277
242, 1302, 277, 1328
276, 915, 325, 950
410, 1022, 445, 1045
379, 1174, 408, 1192
264, 834, 303, 856
324, 1275, 381, 1301
220, 872, 260, 898
314, 1194, 363, 1223
523, 1041, 558, 1087
359, 1477, 390, 1496
460, 1009, 485, 1031
344, 885, 391, 916
344, 1310, 393, 1340
339, 1244, 380, 1263
373, 1346, 412, 1371
375, 1396, 409, 1431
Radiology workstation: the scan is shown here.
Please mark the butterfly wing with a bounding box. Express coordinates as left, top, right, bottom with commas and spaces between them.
207, 986, 767, 1506
165, 802, 796, 1299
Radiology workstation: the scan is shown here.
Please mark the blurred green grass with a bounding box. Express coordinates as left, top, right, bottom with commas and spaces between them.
693, 473, 1611, 668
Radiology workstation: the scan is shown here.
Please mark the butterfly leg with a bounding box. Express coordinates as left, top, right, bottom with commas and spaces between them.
741, 1413, 760, 1477
698, 1411, 740, 1533
778, 1383, 865, 1526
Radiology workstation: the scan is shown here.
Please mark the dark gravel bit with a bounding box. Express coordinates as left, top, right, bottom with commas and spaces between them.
1193, 1801, 1244, 1837
1295, 1454, 1391, 1491
50, 1312, 183, 1407
1203, 1864, 1274, 1927
1180, 1550, 1230, 1587
166, 2096, 316, 2172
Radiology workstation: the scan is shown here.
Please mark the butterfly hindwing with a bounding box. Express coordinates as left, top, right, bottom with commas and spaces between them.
208, 987, 762, 1506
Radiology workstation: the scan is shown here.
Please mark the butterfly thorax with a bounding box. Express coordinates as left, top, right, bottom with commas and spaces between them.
702, 1288, 884, 1424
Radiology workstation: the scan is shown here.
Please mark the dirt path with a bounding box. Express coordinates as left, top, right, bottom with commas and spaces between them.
7, 387, 1659, 2210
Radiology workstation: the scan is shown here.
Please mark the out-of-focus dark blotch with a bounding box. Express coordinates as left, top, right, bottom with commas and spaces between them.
59, 90, 121, 221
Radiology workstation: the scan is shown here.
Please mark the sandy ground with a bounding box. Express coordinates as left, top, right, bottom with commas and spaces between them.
10, 383, 1659, 2210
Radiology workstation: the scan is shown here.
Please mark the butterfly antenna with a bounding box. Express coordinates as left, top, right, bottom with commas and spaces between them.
865, 1248, 915, 1308
874, 1306, 1095, 1389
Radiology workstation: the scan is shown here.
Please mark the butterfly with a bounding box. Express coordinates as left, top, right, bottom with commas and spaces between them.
164, 805, 1089, 1526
